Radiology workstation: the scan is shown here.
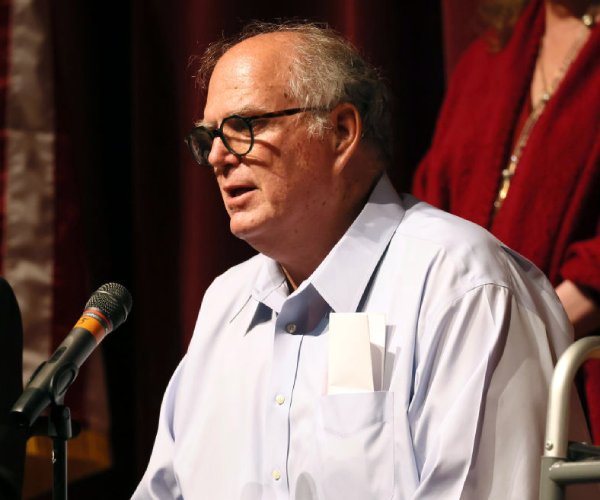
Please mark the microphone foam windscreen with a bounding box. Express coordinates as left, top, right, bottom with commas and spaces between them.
85, 283, 132, 330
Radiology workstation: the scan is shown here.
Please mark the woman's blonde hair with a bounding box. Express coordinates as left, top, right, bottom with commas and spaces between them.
478, 0, 529, 49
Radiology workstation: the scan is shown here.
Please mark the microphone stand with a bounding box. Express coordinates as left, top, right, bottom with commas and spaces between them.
27, 402, 79, 500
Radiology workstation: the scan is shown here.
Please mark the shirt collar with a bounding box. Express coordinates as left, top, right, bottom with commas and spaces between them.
251, 256, 288, 313
310, 173, 404, 313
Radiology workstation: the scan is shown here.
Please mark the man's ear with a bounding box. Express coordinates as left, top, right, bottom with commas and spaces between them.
330, 102, 362, 172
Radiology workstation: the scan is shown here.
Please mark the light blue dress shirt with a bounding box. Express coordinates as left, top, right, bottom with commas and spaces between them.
133, 174, 583, 499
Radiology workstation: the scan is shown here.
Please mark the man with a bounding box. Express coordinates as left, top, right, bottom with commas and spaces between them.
133, 23, 583, 499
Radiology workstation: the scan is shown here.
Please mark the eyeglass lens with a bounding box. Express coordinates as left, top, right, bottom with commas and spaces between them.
221, 116, 253, 156
187, 128, 213, 165
188, 116, 254, 166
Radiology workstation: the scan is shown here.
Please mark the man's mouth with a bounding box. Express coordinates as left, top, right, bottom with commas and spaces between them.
230, 187, 254, 198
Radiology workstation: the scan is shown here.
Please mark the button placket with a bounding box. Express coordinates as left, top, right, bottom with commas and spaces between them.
265, 320, 303, 495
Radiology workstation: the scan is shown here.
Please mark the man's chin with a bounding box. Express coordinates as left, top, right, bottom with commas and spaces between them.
230, 219, 275, 254
230, 219, 262, 244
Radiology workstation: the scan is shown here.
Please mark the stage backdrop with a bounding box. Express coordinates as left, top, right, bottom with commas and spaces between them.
0, 0, 483, 497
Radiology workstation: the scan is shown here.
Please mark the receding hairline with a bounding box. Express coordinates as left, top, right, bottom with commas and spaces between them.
194, 22, 355, 90
210, 31, 307, 82
233, 29, 305, 47
217, 31, 300, 67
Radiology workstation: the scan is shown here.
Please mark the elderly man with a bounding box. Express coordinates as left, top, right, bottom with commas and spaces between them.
133, 23, 581, 499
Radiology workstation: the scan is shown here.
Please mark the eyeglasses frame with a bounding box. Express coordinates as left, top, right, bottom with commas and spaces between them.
184, 107, 323, 167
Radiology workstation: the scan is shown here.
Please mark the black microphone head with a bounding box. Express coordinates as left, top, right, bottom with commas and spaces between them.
85, 283, 132, 332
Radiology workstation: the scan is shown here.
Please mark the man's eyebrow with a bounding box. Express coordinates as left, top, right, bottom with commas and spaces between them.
194, 118, 213, 128
229, 105, 269, 117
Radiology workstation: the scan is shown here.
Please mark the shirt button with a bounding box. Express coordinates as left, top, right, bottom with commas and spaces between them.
275, 394, 285, 405
285, 323, 297, 334
272, 469, 282, 481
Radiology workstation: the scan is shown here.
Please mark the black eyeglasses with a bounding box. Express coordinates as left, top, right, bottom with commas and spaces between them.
184, 107, 322, 167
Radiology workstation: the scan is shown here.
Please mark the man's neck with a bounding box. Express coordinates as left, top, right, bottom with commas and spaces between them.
271, 212, 358, 287
545, 0, 599, 24
281, 265, 299, 291
263, 160, 385, 288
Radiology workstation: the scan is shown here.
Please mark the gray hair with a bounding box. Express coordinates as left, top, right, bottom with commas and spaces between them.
195, 21, 393, 162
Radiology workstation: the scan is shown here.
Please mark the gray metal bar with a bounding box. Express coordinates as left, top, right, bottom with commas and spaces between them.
543, 336, 600, 459
548, 460, 600, 484
539, 336, 600, 500
540, 457, 564, 500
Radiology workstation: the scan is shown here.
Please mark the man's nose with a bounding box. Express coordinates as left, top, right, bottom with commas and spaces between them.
207, 136, 241, 173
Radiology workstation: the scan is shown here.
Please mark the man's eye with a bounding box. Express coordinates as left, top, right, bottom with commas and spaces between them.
223, 117, 250, 134
249, 118, 269, 133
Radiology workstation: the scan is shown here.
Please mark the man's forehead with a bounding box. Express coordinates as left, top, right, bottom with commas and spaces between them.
203, 33, 297, 120
214, 32, 296, 80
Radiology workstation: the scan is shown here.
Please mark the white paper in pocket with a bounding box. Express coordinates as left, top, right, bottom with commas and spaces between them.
368, 313, 386, 391
328, 313, 386, 394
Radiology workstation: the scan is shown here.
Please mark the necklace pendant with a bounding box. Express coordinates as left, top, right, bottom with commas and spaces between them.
497, 178, 510, 205
494, 161, 517, 213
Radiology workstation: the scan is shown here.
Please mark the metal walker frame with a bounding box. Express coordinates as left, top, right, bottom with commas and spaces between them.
540, 336, 600, 499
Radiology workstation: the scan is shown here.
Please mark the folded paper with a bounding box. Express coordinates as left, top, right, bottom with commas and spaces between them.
328, 313, 386, 394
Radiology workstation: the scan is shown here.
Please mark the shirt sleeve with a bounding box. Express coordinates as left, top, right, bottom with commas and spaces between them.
131, 357, 186, 500
408, 284, 559, 500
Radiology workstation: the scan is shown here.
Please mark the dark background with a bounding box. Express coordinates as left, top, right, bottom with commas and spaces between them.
33, 0, 481, 497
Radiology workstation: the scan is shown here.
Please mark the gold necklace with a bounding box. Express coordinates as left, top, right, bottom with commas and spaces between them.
492, 12, 595, 215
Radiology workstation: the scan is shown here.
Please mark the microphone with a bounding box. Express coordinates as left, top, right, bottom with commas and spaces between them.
11, 283, 132, 428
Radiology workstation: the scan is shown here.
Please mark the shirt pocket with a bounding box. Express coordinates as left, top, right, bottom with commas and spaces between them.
316, 391, 395, 500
